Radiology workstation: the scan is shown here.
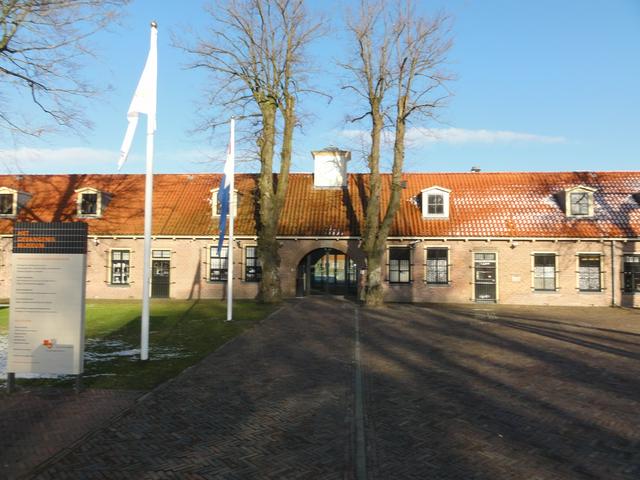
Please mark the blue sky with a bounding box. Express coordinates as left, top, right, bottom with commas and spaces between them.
1, 0, 638, 175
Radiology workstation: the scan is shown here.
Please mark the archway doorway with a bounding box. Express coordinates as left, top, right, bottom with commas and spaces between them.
296, 248, 357, 297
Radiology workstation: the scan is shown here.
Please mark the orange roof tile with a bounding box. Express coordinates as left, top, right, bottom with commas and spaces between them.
1, 171, 639, 238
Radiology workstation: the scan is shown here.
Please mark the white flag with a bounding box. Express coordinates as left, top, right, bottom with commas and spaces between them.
118, 23, 158, 170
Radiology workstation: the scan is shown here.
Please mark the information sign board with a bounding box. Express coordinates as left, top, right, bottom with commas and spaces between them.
7, 223, 88, 375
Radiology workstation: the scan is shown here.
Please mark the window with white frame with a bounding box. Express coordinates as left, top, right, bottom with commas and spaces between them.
388, 247, 411, 284
570, 192, 589, 216
426, 248, 448, 284
0, 187, 30, 216
564, 186, 595, 217
80, 193, 98, 215
0, 193, 14, 215
209, 245, 228, 282
211, 189, 238, 217
427, 194, 444, 215
76, 188, 108, 217
623, 255, 640, 293
578, 254, 601, 291
421, 186, 450, 218
533, 253, 556, 291
244, 246, 261, 282
111, 250, 130, 285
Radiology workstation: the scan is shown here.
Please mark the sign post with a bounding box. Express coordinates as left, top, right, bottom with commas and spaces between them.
6, 222, 88, 391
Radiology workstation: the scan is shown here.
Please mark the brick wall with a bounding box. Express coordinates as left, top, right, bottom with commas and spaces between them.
1, 235, 639, 306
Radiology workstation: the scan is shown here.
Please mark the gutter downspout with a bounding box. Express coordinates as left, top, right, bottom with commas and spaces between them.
611, 240, 616, 307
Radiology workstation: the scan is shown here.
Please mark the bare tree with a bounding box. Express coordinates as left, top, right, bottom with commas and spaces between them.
0, 0, 129, 137
343, 0, 453, 306
179, 0, 321, 303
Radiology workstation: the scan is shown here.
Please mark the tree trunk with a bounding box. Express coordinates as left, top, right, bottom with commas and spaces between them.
364, 246, 385, 307
361, 105, 385, 306
257, 223, 282, 303
256, 102, 282, 303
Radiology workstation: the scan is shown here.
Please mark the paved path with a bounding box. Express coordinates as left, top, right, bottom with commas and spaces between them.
34, 298, 356, 479
360, 303, 640, 480
0, 388, 141, 480
5, 298, 640, 479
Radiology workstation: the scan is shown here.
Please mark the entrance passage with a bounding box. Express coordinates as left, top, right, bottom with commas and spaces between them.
296, 248, 357, 297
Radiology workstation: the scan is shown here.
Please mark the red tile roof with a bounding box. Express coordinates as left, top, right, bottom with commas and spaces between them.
1, 171, 639, 238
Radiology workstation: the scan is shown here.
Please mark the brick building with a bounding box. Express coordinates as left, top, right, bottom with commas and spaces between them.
1, 152, 640, 307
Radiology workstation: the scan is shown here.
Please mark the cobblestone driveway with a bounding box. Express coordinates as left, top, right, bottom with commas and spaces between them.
34, 298, 355, 479
361, 303, 640, 479
8, 298, 640, 479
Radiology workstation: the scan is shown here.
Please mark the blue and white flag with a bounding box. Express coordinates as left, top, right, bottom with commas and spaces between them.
217, 118, 235, 255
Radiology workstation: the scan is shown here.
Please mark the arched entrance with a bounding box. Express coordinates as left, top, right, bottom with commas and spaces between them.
296, 248, 358, 297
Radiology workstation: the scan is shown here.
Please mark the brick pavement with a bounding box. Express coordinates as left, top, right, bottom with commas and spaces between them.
33, 298, 356, 479
6, 299, 640, 479
361, 303, 640, 479
0, 388, 141, 480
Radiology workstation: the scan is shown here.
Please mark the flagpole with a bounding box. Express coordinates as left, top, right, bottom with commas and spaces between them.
226, 117, 235, 322
141, 21, 158, 361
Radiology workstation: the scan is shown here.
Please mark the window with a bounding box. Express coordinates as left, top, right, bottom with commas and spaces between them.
0, 193, 14, 215
111, 250, 130, 285
211, 189, 238, 217
421, 186, 450, 218
210, 246, 228, 282
426, 248, 448, 284
80, 193, 98, 215
427, 194, 444, 215
578, 254, 601, 291
389, 247, 411, 284
75, 188, 108, 217
570, 192, 589, 216
245, 246, 261, 282
533, 254, 556, 291
623, 255, 640, 293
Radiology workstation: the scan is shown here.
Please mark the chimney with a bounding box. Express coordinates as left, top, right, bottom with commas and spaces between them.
470, 166, 481, 173
312, 148, 350, 188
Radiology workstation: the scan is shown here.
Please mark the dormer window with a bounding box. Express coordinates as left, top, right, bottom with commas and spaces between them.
80, 193, 98, 215
427, 193, 444, 215
0, 187, 30, 217
564, 186, 596, 217
76, 188, 109, 217
421, 186, 450, 218
570, 192, 589, 216
0, 192, 14, 215
211, 188, 238, 217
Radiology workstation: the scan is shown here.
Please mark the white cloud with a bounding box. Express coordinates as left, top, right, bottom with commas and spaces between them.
0, 146, 119, 173
0, 146, 256, 174
341, 127, 566, 146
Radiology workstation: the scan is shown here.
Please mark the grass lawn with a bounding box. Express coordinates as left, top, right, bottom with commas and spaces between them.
0, 300, 277, 390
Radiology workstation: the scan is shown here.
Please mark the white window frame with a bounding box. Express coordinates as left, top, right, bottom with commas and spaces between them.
75, 187, 103, 218
243, 244, 261, 282
565, 186, 596, 218
531, 252, 559, 292
575, 252, 604, 293
387, 245, 412, 284
623, 254, 640, 294
208, 244, 229, 282
424, 246, 450, 285
109, 248, 131, 286
210, 188, 238, 217
0, 187, 17, 217
421, 186, 450, 218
